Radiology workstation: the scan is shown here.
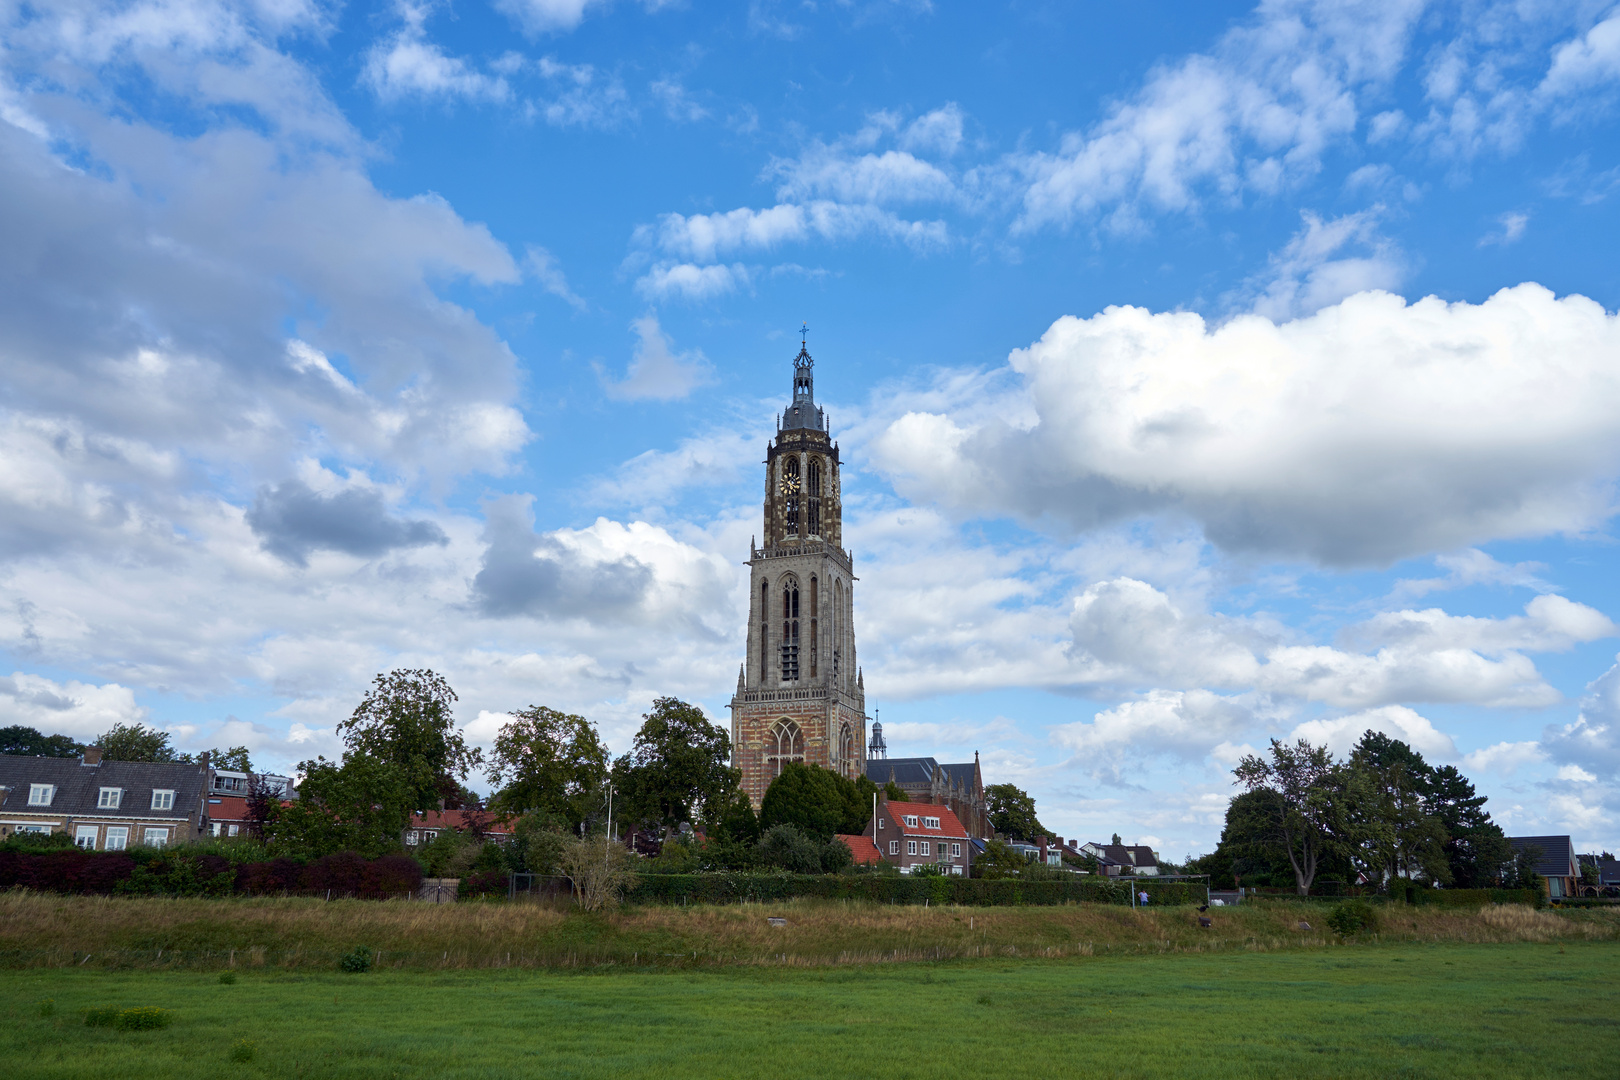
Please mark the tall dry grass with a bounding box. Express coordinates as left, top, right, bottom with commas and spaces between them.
1, 890, 1613, 971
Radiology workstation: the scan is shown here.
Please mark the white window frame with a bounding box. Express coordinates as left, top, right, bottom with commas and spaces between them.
902, 815, 918, 827
228, 824, 239, 836
210, 822, 223, 836
952, 843, 961, 857
907, 840, 917, 856
98, 787, 122, 809
889, 840, 899, 855
925, 817, 940, 829
143, 827, 170, 848
19, 824, 49, 834
920, 841, 930, 857
878, 818, 884, 829
28, 783, 54, 806
151, 789, 175, 811
75, 826, 98, 849
104, 826, 129, 851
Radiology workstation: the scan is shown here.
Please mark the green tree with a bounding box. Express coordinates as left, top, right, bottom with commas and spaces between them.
264, 755, 415, 858
1346, 731, 1451, 888
98, 722, 178, 762
0, 725, 85, 757
187, 746, 253, 772
883, 780, 906, 802
338, 669, 480, 812
986, 783, 1047, 841
972, 839, 1029, 879
759, 762, 878, 839
487, 706, 610, 831
1234, 739, 1343, 896
614, 697, 736, 832
1425, 764, 1511, 888
705, 785, 761, 844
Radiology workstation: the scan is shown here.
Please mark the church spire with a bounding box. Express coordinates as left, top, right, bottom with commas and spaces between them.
781, 330, 823, 431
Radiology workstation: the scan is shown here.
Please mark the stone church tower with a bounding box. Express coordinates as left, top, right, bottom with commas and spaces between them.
729, 340, 867, 808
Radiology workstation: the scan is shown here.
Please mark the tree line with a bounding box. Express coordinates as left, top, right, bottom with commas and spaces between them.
1192, 730, 1540, 894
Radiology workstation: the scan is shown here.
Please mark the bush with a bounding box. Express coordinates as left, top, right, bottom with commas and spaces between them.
230, 1039, 257, 1063
217, 972, 236, 985
83, 1008, 120, 1028
624, 872, 1146, 906
339, 946, 374, 973
1326, 899, 1379, 936
116, 1008, 174, 1031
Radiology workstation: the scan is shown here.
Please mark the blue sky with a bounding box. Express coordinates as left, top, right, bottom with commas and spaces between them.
4, 0, 1620, 858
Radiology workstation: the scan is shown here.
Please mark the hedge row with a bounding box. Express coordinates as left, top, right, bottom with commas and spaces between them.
0, 849, 422, 899
624, 873, 1206, 907
1388, 885, 1544, 908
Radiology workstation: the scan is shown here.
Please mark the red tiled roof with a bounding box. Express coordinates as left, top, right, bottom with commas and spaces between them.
835, 833, 883, 865
875, 799, 969, 839
410, 809, 514, 835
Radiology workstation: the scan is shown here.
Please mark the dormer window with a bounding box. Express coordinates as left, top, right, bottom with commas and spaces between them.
98, 788, 122, 809
28, 784, 54, 806
924, 817, 941, 829
902, 815, 918, 827
151, 790, 175, 811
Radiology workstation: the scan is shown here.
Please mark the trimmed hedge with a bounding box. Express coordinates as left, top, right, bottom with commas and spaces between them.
0, 849, 421, 899
624, 873, 1205, 907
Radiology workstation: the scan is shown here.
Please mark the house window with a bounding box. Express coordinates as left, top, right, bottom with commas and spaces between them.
228, 824, 239, 837
925, 817, 940, 829
952, 843, 961, 857
920, 841, 930, 857
211, 822, 223, 836
889, 841, 899, 855
406, 830, 420, 845
903, 815, 918, 827
907, 841, 917, 856
151, 790, 175, 811
104, 827, 129, 851
878, 818, 884, 830
19, 824, 49, 834
143, 828, 170, 848
28, 783, 53, 806
75, 826, 98, 849
98, 787, 122, 809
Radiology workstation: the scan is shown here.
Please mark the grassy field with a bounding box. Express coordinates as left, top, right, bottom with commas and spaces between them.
3, 890, 1617, 970
3, 941, 1617, 1079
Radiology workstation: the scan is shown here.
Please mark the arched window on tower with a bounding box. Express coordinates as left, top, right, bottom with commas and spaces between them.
768, 719, 804, 779
832, 579, 842, 679
780, 579, 800, 681
839, 722, 855, 776
783, 457, 800, 537
808, 459, 822, 537
808, 576, 818, 678
759, 580, 770, 684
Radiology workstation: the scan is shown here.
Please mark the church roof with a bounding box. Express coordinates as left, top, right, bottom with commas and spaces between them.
866, 757, 938, 786
876, 799, 969, 839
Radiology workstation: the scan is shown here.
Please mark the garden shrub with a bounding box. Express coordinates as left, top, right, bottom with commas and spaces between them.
339, 946, 374, 973
84, 1008, 120, 1028
624, 873, 1149, 906
1327, 899, 1379, 936
218, 972, 236, 985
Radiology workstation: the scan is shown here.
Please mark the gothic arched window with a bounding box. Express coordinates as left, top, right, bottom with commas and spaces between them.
768, 719, 804, 778
808, 576, 818, 678
808, 459, 822, 537
780, 578, 800, 681
783, 457, 800, 536
839, 722, 855, 775
759, 580, 770, 684
832, 579, 842, 678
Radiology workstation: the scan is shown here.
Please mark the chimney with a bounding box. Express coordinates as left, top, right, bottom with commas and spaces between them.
82, 746, 102, 766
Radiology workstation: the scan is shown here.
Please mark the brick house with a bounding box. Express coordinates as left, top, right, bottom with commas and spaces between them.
1080, 841, 1161, 876
404, 809, 515, 848
864, 752, 989, 839
863, 799, 973, 875
835, 833, 883, 866
0, 747, 208, 849
203, 769, 293, 837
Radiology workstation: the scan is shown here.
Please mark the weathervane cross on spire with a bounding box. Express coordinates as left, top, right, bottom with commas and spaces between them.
800, 320, 809, 346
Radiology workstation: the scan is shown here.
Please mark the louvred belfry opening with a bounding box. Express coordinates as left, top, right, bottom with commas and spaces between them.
728, 335, 866, 808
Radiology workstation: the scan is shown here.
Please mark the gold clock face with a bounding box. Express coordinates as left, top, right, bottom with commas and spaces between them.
780, 474, 800, 495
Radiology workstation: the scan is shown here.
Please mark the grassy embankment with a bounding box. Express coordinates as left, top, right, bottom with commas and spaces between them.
4, 942, 1619, 1079
2, 889, 1616, 969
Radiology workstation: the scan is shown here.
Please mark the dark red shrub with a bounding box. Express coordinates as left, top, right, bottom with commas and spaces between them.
359, 855, 424, 899
236, 857, 304, 895
302, 851, 367, 896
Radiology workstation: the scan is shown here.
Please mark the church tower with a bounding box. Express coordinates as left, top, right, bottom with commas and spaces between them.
729, 339, 866, 808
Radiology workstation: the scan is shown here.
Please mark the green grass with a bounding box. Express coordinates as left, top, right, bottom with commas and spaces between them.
4, 942, 1617, 1078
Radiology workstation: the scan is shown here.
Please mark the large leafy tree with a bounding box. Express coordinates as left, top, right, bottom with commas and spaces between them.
1189, 789, 1304, 889
985, 783, 1047, 841
1426, 763, 1511, 887
758, 762, 877, 840
337, 669, 480, 812
264, 755, 416, 858
1233, 739, 1343, 895
1, 725, 85, 757
1346, 731, 1450, 887
488, 706, 611, 831
614, 697, 737, 832
97, 722, 178, 762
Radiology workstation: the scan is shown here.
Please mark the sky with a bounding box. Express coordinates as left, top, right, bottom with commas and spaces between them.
3, 0, 1620, 860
